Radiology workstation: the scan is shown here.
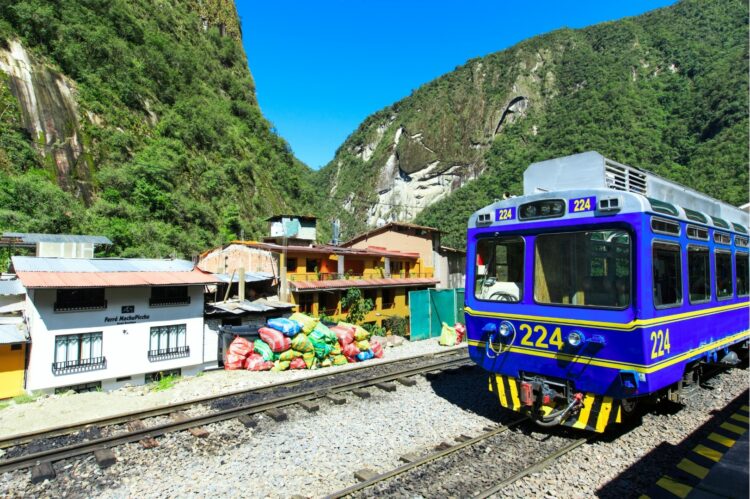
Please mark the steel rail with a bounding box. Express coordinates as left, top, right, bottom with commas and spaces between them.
0, 347, 468, 450
0, 355, 472, 474
473, 437, 589, 499
323, 417, 528, 499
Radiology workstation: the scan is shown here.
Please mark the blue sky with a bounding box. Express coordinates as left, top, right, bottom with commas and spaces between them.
239, 1, 676, 169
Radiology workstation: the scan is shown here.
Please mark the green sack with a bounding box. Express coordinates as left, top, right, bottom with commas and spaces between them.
278, 349, 302, 362
303, 351, 316, 368
332, 354, 348, 366
312, 322, 337, 344
313, 342, 333, 360
355, 340, 370, 351
291, 333, 314, 353
439, 322, 457, 346
253, 339, 274, 361
271, 360, 290, 371
289, 312, 319, 334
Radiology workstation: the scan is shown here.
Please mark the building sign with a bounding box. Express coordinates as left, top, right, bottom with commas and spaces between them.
105, 313, 150, 325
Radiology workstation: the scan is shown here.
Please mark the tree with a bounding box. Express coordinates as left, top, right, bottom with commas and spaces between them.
340, 288, 373, 325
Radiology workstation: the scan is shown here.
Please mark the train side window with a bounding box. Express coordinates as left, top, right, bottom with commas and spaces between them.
652, 242, 682, 308
736, 253, 749, 297
715, 251, 733, 300
687, 246, 710, 303
474, 236, 524, 302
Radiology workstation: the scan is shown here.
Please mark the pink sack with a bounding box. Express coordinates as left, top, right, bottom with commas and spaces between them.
228, 336, 254, 357
342, 343, 360, 362
259, 327, 292, 353
371, 340, 384, 359
331, 326, 355, 346
244, 353, 273, 371
224, 353, 245, 370
289, 357, 307, 370
454, 323, 466, 343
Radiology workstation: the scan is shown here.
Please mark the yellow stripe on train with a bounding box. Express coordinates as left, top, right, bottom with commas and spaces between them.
490, 374, 622, 433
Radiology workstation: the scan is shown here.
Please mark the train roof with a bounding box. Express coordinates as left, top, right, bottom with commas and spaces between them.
470, 152, 749, 233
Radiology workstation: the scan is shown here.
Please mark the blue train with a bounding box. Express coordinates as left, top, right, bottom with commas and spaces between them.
465, 152, 749, 432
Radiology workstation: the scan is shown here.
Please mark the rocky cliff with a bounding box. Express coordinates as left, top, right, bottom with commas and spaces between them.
318, 0, 749, 245
0, 0, 322, 257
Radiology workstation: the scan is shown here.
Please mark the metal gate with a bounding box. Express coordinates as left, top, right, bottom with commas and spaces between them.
408, 288, 465, 341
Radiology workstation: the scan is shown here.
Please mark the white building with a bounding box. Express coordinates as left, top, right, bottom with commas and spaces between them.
11, 256, 220, 393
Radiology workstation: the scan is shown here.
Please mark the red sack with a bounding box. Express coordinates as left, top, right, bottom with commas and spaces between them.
371, 340, 384, 359
454, 323, 466, 343
342, 343, 360, 362
289, 357, 307, 370
228, 336, 254, 357
331, 326, 354, 346
244, 353, 273, 371
259, 327, 292, 353
224, 353, 245, 370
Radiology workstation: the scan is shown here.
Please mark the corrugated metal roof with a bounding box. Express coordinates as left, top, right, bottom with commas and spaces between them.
16, 269, 219, 289
214, 272, 274, 284
291, 277, 439, 292
205, 297, 295, 315
0, 323, 28, 344
11, 256, 194, 273
0, 279, 25, 296
3, 232, 112, 245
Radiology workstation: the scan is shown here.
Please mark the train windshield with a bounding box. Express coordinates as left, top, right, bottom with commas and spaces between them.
535, 229, 631, 308
475, 236, 524, 302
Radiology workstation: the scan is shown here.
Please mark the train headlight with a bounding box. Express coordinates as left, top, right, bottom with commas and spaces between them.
567, 330, 585, 347
498, 321, 515, 337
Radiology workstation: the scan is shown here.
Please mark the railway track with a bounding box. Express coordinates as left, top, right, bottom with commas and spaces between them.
325, 419, 588, 498
0, 348, 471, 476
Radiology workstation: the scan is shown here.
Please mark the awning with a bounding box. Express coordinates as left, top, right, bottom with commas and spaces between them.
205, 297, 295, 315
0, 323, 28, 344
16, 269, 220, 288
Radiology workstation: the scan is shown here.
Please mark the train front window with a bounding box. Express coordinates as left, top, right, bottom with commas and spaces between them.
475, 236, 524, 302
534, 230, 631, 308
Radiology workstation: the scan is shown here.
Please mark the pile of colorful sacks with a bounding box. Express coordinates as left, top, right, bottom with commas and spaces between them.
224, 313, 384, 371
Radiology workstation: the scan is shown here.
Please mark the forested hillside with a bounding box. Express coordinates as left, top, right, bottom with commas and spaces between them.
318, 0, 748, 247
0, 0, 323, 257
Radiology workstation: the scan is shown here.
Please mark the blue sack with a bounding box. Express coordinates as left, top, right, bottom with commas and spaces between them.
356, 349, 375, 362
267, 317, 301, 336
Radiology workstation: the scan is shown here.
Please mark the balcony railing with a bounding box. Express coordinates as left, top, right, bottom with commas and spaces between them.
148, 346, 190, 362
381, 302, 396, 310
54, 300, 107, 312
288, 272, 434, 282
52, 356, 107, 375
149, 296, 191, 307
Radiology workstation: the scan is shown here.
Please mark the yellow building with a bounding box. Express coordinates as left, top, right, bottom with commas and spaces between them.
0, 279, 28, 399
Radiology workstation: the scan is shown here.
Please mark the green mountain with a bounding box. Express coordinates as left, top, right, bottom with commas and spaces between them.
0, 0, 323, 257
317, 0, 749, 248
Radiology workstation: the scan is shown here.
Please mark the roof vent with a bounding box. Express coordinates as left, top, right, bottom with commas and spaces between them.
604, 160, 647, 194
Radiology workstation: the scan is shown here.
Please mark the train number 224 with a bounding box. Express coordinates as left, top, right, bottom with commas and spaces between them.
519, 324, 564, 350
650, 328, 671, 359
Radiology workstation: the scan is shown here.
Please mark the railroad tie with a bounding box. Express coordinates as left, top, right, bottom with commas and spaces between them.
265, 409, 288, 422
374, 382, 397, 392
353, 468, 379, 482
325, 394, 347, 405
238, 415, 258, 428
94, 448, 117, 469
396, 377, 417, 387
352, 389, 371, 399
399, 452, 422, 463
298, 400, 320, 413
170, 411, 210, 438
30, 462, 55, 484
454, 434, 473, 443
434, 441, 453, 451
127, 419, 159, 449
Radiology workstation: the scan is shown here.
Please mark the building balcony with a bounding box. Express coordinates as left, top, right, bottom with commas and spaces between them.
53, 300, 107, 312
287, 271, 433, 282
148, 346, 190, 362
52, 356, 107, 375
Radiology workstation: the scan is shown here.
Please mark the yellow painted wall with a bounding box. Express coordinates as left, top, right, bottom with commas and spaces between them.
292, 286, 412, 328
0, 344, 26, 399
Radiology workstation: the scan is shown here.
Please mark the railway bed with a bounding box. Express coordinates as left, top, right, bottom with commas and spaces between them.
0, 348, 471, 476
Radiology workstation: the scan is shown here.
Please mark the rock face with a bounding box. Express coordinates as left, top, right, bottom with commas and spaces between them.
0, 40, 91, 201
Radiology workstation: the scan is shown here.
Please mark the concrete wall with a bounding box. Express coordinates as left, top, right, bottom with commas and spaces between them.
198, 244, 278, 276
349, 231, 435, 268
25, 285, 209, 393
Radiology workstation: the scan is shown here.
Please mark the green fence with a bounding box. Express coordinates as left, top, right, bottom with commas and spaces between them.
409, 288, 465, 341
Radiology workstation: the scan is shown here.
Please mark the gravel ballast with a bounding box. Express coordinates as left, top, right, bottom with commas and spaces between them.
0, 338, 463, 438
0, 362, 746, 497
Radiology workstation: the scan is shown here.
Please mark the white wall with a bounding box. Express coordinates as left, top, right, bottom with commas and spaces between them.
25, 285, 208, 392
